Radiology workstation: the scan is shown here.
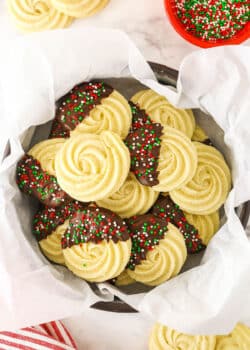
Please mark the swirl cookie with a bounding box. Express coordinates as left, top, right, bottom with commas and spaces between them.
149, 323, 216, 350
184, 211, 219, 245
192, 125, 212, 146
50, 82, 132, 140
33, 201, 85, 264
126, 215, 187, 286
216, 335, 240, 350
28, 138, 66, 176
170, 142, 231, 215
62, 206, 131, 282
51, 0, 109, 18
55, 131, 130, 202
115, 270, 135, 287
131, 89, 195, 138
125, 104, 197, 191
7, 0, 72, 32
152, 195, 206, 253
231, 323, 250, 350
96, 172, 159, 218
16, 139, 70, 207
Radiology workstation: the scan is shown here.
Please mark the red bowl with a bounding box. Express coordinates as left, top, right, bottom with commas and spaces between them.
164, 0, 250, 48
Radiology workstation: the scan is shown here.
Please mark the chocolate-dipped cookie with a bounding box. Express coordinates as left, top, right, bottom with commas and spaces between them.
62, 206, 132, 282
50, 81, 132, 140
33, 201, 86, 264
151, 195, 206, 254
16, 139, 70, 207
125, 103, 197, 191
125, 214, 187, 286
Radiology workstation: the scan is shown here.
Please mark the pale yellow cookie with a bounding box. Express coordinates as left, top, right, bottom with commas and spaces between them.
97, 172, 159, 219
184, 211, 220, 245
170, 142, 231, 215
115, 270, 136, 287
127, 223, 187, 286
51, 0, 109, 18
216, 335, 240, 350
192, 125, 209, 142
28, 138, 65, 176
231, 323, 250, 350
152, 127, 198, 192
63, 239, 131, 282
39, 220, 68, 265
55, 131, 130, 202
131, 89, 195, 138
7, 0, 72, 32
62, 207, 132, 282
149, 323, 216, 350
70, 90, 132, 140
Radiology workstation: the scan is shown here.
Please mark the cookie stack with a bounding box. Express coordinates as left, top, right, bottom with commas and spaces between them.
16, 82, 231, 286
7, 0, 110, 32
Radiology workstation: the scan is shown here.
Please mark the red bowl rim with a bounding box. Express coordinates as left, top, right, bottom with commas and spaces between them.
164, 0, 250, 48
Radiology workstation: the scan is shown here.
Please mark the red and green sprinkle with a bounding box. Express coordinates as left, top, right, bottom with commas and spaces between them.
175, 0, 250, 41
126, 214, 168, 270
16, 154, 70, 207
125, 103, 163, 187
61, 206, 130, 249
50, 82, 113, 138
33, 201, 86, 241
151, 196, 206, 254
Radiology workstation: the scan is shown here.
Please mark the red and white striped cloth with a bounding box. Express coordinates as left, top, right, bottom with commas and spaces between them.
0, 320, 78, 350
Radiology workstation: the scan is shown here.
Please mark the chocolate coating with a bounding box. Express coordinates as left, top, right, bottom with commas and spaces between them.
203, 138, 213, 146
50, 82, 113, 138
61, 206, 130, 249
126, 214, 168, 270
33, 201, 87, 241
151, 195, 206, 254
125, 102, 163, 186
16, 154, 70, 207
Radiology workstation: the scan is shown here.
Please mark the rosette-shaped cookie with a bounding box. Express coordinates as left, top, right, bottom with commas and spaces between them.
96, 172, 159, 218
33, 201, 85, 264
170, 142, 231, 215
151, 195, 206, 253
149, 323, 216, 350
216, 335, 240, 350
192, 125, 212, 145
231, 323, 250, 350
184, 211, 219, 245
28, 138, 65, 176
50, 82, 132, 140
131, 89, 195, 138
7, 0, 72, 32
16, 139, 70, 207
55, 131, 130, 202
62, 206, 131, 282
153, 127, 197, 192
115, 270, 135, 287
126, 215, 187, 286
125, 103, 197, 191
51, 0, 109, 18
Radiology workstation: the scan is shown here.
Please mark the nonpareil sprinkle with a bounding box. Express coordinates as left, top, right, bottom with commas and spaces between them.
175, 0, 250, 41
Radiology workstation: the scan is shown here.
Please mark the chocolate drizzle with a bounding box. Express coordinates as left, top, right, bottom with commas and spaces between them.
33, 201, 87, 241
126, 214, 168, 270
151, 195, 206, 253
50, 82, 113, 138
61, 206, 130, 249
125, 102, 163, 186
16, 154, 70, 207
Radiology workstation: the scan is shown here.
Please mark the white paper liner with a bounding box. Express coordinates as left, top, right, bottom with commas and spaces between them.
0, 28, 250, 334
